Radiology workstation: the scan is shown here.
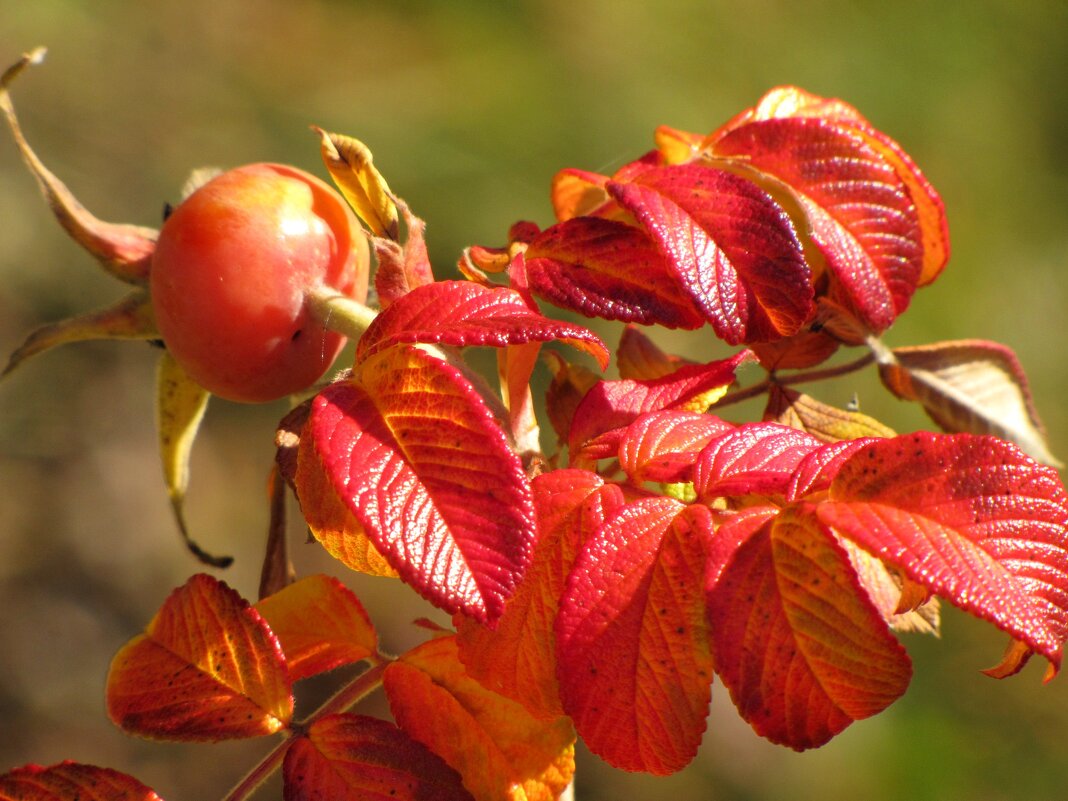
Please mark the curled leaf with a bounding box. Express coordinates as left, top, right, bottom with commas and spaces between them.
314, 127, 399, 240
871, 337, 1061, 466
2, 48, 156, 284
3, 290, 157, 377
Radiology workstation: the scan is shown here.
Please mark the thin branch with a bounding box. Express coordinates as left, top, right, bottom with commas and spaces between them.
713, 351, 875, 409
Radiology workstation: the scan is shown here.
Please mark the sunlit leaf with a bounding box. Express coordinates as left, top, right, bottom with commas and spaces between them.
617, 410, 734, 484
568, 349, 753, 466
706, 506, 912, 749
871, 337, 1061, 466
653, 124, 704, 164
550, 167, 610, 222
843, 543, 941, 635
283, 714, 472, 801
314, 127, 398, 240
385, 635, 575, 801
498, 341, 544, 458
556, 498, 714, 774
693, 422, 822, 500
305, 346, 537, 622
106, 574, 292, 741
819, 432, 1068, 675
749, 328, 840, 370
356, 280, 609, 370
708, 118, 921, 333
525, 216, 705, 330
607, 163, 813, 344
0, 762, 164, 801
2, 290, 157, 377
1, 49, 156, 284
295, 428, 400, 579
256, 575, 378, 682
456, 470, 624, 720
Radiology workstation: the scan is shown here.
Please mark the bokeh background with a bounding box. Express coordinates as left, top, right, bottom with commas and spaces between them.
3, 1, 1068, 799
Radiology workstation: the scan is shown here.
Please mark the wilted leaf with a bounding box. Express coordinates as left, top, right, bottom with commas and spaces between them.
155, 350, 231, 568
256, 575, 378, 682
304, 346, 537, 622
819, 432, 1068, 675
283, 714, 473, 801
764, 385, 895, 443
556, 498, 714, 774
607, 164, 813, 344
2, 290, 157, 377
456, 470, 624, 719
707, 506, 912, 749
356, 280, 609, 370
385, 636, 575, 801
314, 127, 398, 240
0, 762, 164, 801
1, 49, 156, 284
543, 351, 600, 449
871, 338, 1061, 466
372, 197, 435, 308
106, 574, 292, 741
843, 543, 940, 635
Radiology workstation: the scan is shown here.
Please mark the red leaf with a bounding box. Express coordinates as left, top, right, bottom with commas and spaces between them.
456, 469, 624, 720
785, 438, 881, 502
0, 763, 163, 801
256, 574, 378, 682
372, 200, 435, 308
693, 423, 823, 500
106, 574, 292, 741
607, 163, 813, 344
305, 346, 537, 623
556, 498, 714, 774
568, 349, 753, 466
525, 216, 705, 330
706, 506, 912, 749
385, 636, 576, 801
710, 117, 922, 332
283, 714, 473, 801
617, 410, 735, 484
356, 280, 609, 370
819, 432, 1068, 673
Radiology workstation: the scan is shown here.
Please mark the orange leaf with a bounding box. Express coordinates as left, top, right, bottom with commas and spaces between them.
283, 714, 472, 801
384, 636, 575, 801
707, 506, 911, 749
556, 498, 715, 774
616, 324, 690, 380
0, 762, 163, 801
764, 385, 895, 443
106, 574, 292, 741
295, 429, 400, 579
256, 575, 378, 682
456, 470, 624, 719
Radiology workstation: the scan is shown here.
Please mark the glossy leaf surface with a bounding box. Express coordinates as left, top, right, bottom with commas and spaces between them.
283, 714, 472, 801
256, 575, 378, 682
304, 345, 537, 622
385, 636, 575, 801
819, 433, 1068, 673
356, 280, 609, 369
456, 470, 623, 720
0, 763, 163, 801
693, 423, 822, 500
706, 507, 911, 749
107, 574, 292, 741
556, 498, 714, 774
607, 163, 812, 344
617, 410, 735, 484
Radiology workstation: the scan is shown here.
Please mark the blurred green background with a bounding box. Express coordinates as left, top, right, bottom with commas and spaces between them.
3, 1, 1068, 799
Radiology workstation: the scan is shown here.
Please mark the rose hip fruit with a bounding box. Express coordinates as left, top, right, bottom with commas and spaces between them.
150, 163, 369, 403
